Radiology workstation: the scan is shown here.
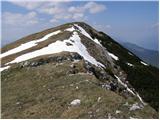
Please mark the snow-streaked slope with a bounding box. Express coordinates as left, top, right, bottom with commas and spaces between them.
114, 75, 135, 96
114, 75, 145, 105
63, 25, 103, 47
7, 32, 105, 68
0, 30, 61, 58
108, 52, 119, 61
74, 24, 93, 40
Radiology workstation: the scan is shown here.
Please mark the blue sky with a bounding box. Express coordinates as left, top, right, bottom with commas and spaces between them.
1, 1, 159, 50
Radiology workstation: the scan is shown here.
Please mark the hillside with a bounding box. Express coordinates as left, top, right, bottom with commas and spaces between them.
1, 22, 158, 118
120, 42, 159, 68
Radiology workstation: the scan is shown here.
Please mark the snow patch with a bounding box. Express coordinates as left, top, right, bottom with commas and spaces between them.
0, 30, 61, 58
65, 26, 75, 32
0, 66, 10, 72
126, 62, 134, 67
93, 38, 102, 46
6, 32, 105, 68
108, 52, 119, 61
128, 52, 133, 56
70, 99, 81, 106
114, 75, 135, 96
136, 93, 146, 105
140, 61, 148, 66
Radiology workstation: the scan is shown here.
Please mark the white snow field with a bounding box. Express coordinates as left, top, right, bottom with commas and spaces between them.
0, 30, 61, 58
7, 31, 105, 68
65, 26, 75, 32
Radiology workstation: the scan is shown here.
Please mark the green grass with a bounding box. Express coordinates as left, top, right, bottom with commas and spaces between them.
1, 60, 158, 118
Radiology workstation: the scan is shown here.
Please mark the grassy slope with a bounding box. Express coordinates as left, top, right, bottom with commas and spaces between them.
1, 60, 158, 119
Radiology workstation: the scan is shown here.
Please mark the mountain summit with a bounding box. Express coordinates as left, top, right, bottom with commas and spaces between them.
1, 22, 158, 118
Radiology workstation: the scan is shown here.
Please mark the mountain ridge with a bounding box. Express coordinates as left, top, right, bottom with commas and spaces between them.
1, 22, 158, 118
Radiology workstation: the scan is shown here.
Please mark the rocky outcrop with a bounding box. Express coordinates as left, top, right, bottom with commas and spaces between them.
18, 52, 83, 68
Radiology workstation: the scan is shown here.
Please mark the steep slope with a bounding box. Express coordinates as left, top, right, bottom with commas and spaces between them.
1, 22, 158, 118
120, 42, 159, 68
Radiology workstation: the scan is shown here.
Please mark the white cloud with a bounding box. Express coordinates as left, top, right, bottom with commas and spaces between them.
55, 13, 72, 20
9, 1, 43, 10
9, 1, 106, 22
84, 2, 106, 14
38, 2, 65, 15
68, 2, 106, 14
2, 11, 39, 26
68, 6, 85, 13
72, 13, 84, 20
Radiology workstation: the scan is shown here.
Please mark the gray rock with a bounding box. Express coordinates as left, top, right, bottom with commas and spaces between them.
30, 62, 39, 67
19, 61, 30, 68
70, 53, 83, 60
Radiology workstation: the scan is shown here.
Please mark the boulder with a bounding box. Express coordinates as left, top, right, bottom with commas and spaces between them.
70, 99, 81, 106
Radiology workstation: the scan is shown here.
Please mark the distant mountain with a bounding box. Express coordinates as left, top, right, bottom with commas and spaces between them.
1, 22, 158, 118
120, 42, 159, 68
